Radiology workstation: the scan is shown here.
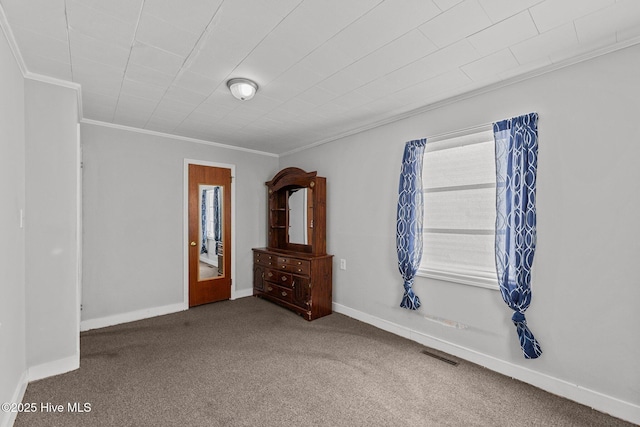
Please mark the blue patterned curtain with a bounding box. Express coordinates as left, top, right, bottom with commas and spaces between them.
213, 186, 221, 254
493, 112, 542, 359
396, 139, 426, 310
200, 190, 208, 254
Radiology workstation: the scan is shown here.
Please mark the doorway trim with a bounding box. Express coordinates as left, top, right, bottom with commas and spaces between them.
183, 158, 237, 310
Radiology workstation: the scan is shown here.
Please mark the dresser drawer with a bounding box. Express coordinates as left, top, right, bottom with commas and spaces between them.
264, 269, 294, 288
276, 257, 311, 275
254, 251, 276, 267
264, 283, 293, 303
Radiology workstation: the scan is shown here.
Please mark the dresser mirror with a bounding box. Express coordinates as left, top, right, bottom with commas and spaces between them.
287, 187, 311, 246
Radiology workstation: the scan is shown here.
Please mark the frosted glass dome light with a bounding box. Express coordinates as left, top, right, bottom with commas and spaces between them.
227, 78, 258, 101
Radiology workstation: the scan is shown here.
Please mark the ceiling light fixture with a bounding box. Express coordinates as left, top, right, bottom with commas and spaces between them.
226, 78, 258, 101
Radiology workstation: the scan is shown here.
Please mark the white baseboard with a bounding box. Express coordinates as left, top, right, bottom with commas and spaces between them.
0, 370, 28, 427
332, 302, 640, 426
231, 288, 253, 300
28, 354, 79, 383
79, 294, 254, 332
80, 302, 186, 332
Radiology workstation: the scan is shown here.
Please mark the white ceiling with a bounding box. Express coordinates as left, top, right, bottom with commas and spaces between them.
1, 0, 639, 154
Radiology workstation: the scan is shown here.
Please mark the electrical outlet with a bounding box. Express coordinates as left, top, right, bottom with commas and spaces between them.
339, 259, 346, 270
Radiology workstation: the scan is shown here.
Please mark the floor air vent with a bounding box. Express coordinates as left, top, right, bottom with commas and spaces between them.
421, 350, 459, 366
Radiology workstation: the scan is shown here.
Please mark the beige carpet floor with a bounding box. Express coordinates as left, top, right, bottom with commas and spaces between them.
16, 297, 634, 426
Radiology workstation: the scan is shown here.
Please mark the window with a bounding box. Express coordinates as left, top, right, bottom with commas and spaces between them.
418, 127, 498, 289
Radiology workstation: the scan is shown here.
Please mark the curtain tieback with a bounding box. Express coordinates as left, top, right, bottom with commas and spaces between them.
511, 311, 542, 359
400, 279, 421, 310
511, 311, 526, 324
403, 278, 414, 292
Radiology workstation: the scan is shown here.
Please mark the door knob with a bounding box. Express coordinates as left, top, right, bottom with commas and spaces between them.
190, 241, 197, 246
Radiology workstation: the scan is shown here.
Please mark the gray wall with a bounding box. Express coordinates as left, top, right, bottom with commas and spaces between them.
281, 44, 640, 417
0, 23, 27, 427
80, 123, 278, 323
24, 79, 80, 373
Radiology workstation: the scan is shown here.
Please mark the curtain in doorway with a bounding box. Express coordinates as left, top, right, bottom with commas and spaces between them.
213, 186, 222, 255
396, 139, 426, 310
493, 112, 542, 359
201, 190, 208, 254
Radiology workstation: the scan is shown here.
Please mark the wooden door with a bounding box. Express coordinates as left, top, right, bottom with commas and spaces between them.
189, 164, 232, 306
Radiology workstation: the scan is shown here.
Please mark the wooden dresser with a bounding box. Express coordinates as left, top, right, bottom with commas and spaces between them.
253, 249, 332, 320
253, 167, 333, 321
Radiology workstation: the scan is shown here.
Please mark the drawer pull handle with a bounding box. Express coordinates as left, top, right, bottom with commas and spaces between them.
268, 272, 273, 277
281, 276, 287, 282
267, 286, 273, 292
282, 265, 287, 269
281, 291, 287, 297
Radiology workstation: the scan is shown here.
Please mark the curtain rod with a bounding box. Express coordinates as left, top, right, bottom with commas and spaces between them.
425, 121, 494, 144
424, 111, 538, 143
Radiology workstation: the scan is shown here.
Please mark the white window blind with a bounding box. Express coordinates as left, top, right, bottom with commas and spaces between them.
419, 128, 498, 289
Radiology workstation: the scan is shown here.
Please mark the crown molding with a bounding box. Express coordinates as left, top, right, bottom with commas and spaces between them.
1, 4, 83, 121
24, 72, 84, 122
280, 35, 640, 157
24, 71, 81, 91
80, 118, 279, 158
